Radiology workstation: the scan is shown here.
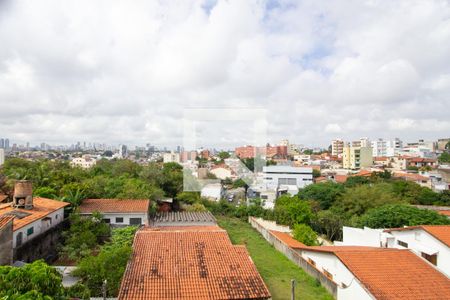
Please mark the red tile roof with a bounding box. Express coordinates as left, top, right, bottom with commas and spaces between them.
0, 215, 14, 230
385, 225, 450, 247
0, 194, 8, 203
438, 210, 450, 217
79, 199, 150, 214
0, 197, 69, 231
393, 172, 429, 182
335, 249, 450, 300
118, 226, 271, 300
269, 230, 306, 249
334, 175, 348, 183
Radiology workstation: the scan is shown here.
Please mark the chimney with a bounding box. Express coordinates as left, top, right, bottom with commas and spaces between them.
13, 180, 33, 210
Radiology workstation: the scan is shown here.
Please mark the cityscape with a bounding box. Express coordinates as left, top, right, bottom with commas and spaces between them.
1, 1, 450, 300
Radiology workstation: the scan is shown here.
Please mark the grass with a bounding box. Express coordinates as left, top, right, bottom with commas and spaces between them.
216, 216, 333, 300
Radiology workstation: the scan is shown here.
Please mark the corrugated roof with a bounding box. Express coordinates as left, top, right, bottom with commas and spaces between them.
79, 199, 150, 214
151, 211, 216, 226
118, 227, 271, 300
0, 197, 69, 231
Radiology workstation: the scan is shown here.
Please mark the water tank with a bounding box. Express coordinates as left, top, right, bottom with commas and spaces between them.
13, 180, 33, 209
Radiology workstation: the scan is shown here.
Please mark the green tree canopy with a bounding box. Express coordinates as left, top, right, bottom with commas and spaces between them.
298, 182, 345, 210
292, 224, 318, 246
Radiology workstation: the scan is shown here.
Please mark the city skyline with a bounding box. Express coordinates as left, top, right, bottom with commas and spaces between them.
1, 1, 450, 147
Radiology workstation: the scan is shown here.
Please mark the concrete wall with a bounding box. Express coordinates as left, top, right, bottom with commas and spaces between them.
0, 219, 13, 265
249, 217, 338, 297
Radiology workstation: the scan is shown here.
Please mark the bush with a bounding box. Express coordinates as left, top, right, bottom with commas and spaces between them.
292, 224, 318, 246
274, 195, 313, 226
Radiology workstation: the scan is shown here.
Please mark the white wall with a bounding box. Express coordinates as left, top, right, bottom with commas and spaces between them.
201, 184, 223, 201
341, 227, 386, 247
82, 212, 148, 226
13, 208, 65, 248
299, 250, 374, 300
210, 168, 232, 180
262, 166, 313, 189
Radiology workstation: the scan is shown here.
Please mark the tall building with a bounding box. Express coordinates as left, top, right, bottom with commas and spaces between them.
352, 137, 370, 148
331, 139, 344, 156
0, 149, 4, 166
4, 139, 9, 150
386, 138, 403, 156
342, 146, 373, 169
371, 138, 387, 157
119, 144, 128, 158
0, 138, 4, 149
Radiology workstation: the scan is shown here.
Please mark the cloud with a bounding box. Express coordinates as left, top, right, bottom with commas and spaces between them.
0, 0, 449, 148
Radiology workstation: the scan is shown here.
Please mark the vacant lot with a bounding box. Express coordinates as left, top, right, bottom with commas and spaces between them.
216, 216, 333, 300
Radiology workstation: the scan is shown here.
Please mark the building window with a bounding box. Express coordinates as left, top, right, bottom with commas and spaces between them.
103, 218, 111, 224
421, 252, 437, 266
130, 218, 142, 225
397, 240, 408, 248
116, 217, 124, 223
323, 269, 333, 280
308, 258, 316, 266
27, 227, 34, 236
55, 214, 58, 220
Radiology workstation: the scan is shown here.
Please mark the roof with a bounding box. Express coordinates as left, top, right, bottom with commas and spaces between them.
269, 230, 306, 249
334, 175, 348, 183
0, 194, 8, 203
0, 215, 15, 230
118, 227, 271, 300
393, 172, 429, 182
79, 199, 150, 214
0, 197, 69, 231
335, 249, 450, 300
385, 225, 450, 247
438, 210, 450, 217
151, 211, 216, 226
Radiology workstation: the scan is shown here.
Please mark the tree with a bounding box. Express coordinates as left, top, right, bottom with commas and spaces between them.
358, 204, 450, 228
33, 186, 58, 199
292, 224, 318, 246
311, 210, 345, 241
0, 260, 65, 299
344, 176, 370, 187
274, 195, 313, 226
439, 152, 450, 163
312, 169, 321, 178
298, 182, 345, 210
217, 151, 230, 160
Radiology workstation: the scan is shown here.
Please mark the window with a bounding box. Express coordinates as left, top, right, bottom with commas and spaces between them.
16, 232, 23, 247
116, 217, 124, 223
323, 269, 333, 280
261, 195, 268, 200
27, 227, 34, 236
103, 218, 111, 224
397, 240, 408, 248
130, 218, 142, 225
55, 214, 58, 219
278, 178, 297, 185
308, 258, 316, 266
421, 252, 437, 266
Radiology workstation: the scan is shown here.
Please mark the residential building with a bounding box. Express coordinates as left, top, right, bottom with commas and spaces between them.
351, 137, 370, 148
339, 225, 450, 277
331, 139, 344, 156
371, 138, 387, 157
79, 199, 150, 226
0, 148, 4, 166
150, 211, 216, 227
118, 215, 271, 300
393, 172, 431, 188
406, 157, 437, 169
386, 138, 403, 156
342, 146, 373, 169
70, 155, 96, 169
163, 151, 180, 163
0, 181, 69, 249
235, 145, 288, 159
438, 138, 450, 151
262, 165, 313, 191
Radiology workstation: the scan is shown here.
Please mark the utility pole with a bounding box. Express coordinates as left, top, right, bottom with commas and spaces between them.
291, 279, 296, 300
102, 279, 107, 300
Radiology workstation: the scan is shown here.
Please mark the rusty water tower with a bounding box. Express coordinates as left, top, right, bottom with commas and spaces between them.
13, 180, 33, 209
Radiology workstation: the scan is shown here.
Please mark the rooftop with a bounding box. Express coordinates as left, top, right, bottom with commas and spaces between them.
269, 230, 305, 249
118, 226, 271, 300
0, 197, 70, 231
0, 215, 14, 230
79, 199, 150, 214
385, 225, 450, 247
151, 211, 216, 227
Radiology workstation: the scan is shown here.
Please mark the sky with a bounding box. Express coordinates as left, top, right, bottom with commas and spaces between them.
0, 0, 449, 149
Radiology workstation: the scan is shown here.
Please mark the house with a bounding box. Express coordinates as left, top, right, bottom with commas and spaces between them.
70, 155, 97, 169
406, 157, 437, 169
118, 213, 271, 300
79, 199, 150, 226
339, 225, 450, 277
393, 171, 431, 188
0, 181, 69, 249
200, 183, 224, 201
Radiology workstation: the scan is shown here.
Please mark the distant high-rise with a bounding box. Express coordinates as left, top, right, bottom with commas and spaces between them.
5, 139, 9, 149
331, 139, 344, 156
0, 148, 4, 166
0, 138, 4, 149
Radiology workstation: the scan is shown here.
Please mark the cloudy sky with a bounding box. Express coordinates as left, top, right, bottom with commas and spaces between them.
0, 0, 449, 149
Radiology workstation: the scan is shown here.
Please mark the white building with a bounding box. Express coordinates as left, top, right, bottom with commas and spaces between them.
331, 139, 344, 156
0, 196, 69, 249
163, 151, 181, 163
338, 225, 450, 277
200, 183, 224, 201
371, 138, 387, 157
79, 199, 150, 226
0, 148, 4, 166
262, 165, 313, 190
70, 156, 97, 169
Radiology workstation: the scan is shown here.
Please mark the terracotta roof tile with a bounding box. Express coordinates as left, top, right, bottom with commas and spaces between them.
335, 249, 450, 300
438, 210, 450, 217
334, 175, 348, 183
0, 215, 14, 230
0, 197, 69, 231
269, 230, 306, 249
385, 225, 450, 247
118, 227, 271, 299
79, 199, 150, 214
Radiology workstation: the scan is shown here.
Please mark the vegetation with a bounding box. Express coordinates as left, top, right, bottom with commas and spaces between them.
73, 226, 138, 297
0, 260, 65, 299
217, 216, 332, 300
292, 224, 318, 246
439, 152, 450, 163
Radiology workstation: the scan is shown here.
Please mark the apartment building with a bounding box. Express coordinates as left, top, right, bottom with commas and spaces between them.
342, 146, 373, 169
331, 139, 344, 156
163, 151, 180, 163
